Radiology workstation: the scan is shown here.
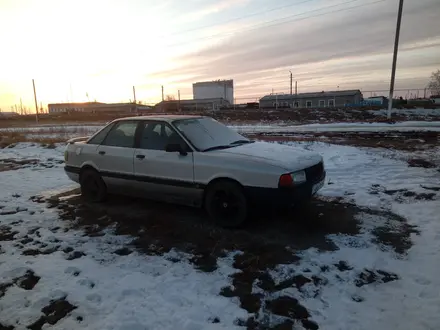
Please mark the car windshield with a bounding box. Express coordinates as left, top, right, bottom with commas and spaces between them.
172, 117, 251, 151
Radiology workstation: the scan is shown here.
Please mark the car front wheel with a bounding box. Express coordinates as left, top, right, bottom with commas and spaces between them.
205, 181, 248, 228
80, 169, 107, 202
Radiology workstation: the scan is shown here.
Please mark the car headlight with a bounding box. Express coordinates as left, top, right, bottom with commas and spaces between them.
291, 170, 306, 184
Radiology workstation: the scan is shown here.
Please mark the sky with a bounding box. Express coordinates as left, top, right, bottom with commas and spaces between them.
0, 0, 439, 112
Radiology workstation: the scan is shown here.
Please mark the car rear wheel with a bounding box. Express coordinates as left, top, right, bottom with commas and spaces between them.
205, 181, 247, 228
80, 169, 107, 202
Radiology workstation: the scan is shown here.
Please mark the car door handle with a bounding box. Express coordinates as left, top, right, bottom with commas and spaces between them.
98, 151, 106, 155
136, 154, 145, 159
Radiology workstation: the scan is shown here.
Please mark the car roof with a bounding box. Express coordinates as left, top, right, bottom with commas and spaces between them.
112, 114, 204, 123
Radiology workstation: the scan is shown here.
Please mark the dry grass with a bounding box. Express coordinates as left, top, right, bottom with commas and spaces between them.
0, 125, 100, 149
1, 106, 439, 128
0, 126, 98, 135
0, 112, 131, 128
0, 132, 64, 148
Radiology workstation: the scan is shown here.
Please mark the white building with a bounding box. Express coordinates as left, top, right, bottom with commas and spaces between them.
193, 80, 234, 104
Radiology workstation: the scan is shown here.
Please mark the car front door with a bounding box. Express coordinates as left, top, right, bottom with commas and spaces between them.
133, 120, 200, 205
94, 120, 139, 192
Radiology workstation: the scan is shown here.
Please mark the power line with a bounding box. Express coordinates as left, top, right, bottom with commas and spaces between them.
163, 0, 386, 48
162, 0, 317, 37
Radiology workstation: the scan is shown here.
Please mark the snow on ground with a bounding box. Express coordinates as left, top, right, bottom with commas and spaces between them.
370, 108, 440, 117
0, 142, 66, 161
269, 141, 440, 329
232, 121, 440, 134
1, 141, 440, 329
0, 145, 247, 329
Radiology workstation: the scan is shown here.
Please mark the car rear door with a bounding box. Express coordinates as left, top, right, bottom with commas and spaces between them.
133, 120, 200, 205
94, 120, 139, 192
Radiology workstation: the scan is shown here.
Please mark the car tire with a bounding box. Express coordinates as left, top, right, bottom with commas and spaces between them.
80, 169, 107, 203
205, 181, 247, 228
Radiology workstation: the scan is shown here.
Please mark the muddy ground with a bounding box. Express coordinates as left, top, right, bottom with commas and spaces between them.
1, 107, 439, 129
1, 134, 438, 329
5, 189, 418, 329
0, 188, 425, 329
215, 108, 440, 125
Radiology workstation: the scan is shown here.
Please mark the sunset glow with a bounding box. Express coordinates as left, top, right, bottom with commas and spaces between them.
1, 0, 439, 112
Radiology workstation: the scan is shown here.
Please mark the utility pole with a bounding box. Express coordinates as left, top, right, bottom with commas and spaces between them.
132, 86, 137, 113
295, 80, 298, 107
178, 90, 181, 112
387, 0, 404, 119
132, 86, 136, 104
32, 79, 39, 123
161, 85, 164, 101
20, 98, 23, 115
289, 71, 293, 95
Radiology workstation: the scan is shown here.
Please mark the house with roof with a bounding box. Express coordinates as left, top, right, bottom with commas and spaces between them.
259, 89, 363, 108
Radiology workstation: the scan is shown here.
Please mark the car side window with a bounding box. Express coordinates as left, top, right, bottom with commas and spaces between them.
102, 121, 138, 148
87, 123, 114, 145
139, 121, 186, 151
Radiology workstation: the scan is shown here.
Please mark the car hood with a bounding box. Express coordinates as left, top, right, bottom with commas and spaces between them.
217, 141, 322, 171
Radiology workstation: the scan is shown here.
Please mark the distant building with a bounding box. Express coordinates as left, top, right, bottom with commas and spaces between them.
407, 98, 434, 106
430, 95, 440, 104
154, 98, 230, 112
0, 111, 19, 118
193, 80, 234, 104
48, 102, 151, 114
365, 96, 388, 107
259, 90, 363, 108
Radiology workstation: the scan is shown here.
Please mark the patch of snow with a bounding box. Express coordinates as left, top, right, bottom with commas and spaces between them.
0, 143, 247, 329
268, 141, 440, 329
370, 108, 440, 117
231, 121, 440, 134
1, 142, 439, 329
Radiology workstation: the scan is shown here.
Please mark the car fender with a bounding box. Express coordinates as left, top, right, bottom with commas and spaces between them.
79, 160, 99, 173
194, 152, 285, 189
204, 172, 243, 187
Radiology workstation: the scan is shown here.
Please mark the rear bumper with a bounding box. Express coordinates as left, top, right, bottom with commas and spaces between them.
245, 171, 326, 208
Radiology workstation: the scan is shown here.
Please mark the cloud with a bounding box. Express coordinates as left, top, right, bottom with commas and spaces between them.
175, 0, 251, 24
149, 0, 440, 95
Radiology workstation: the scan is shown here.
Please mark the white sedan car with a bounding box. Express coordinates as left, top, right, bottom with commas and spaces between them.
64, 115, 325, 227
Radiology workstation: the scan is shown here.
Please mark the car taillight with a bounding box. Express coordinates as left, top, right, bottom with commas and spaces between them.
278, 173, 293, 187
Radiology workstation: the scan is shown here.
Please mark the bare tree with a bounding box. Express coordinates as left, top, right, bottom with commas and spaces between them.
165, 95, 175, 101
427, 70, 440, 96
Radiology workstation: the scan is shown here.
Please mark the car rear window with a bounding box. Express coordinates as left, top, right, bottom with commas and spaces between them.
87, 123, 114, 145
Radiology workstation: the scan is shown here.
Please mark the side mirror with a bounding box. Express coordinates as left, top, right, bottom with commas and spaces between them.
165, 143, 187, 156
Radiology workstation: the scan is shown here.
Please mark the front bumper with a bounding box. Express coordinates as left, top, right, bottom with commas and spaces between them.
64, 166, 80, 183
246, 170, 326, 208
